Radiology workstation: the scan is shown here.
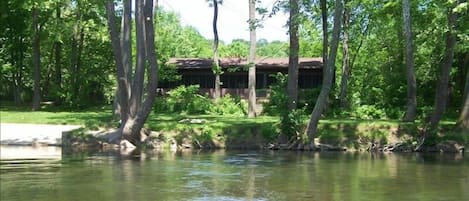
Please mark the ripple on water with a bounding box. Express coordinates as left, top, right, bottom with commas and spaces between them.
0, 158, 62, 171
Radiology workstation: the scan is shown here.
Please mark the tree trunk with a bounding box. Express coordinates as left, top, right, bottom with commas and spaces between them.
402, 0, 417, 122
339, 0, 350, 108
44, 43, 55, 98
287, 0, 299, 111
212, 0, 221, 99
457, 66, 469, 130
130, 0, 159, 139
69, 8, 81, 105
320, 0, 328, 67
248, 0, 257, 118
32, 6, 41, 111
54, 3, 62, 102
73, 28, 85, 102
11, 36, 24, 105
427, 7, 457, 131
105, 0, 159, 146
305, 0, 343, 148
54, 41, 62, 92
114, 0, 133, 121
105, 0, 130, 127
130, 0, 146, 117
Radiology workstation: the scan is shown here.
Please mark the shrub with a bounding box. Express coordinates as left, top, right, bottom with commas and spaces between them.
277, 108, 307, 140
262, 73, 288, 116
161, 85, 211, 114
210, 94, 247, 116
298, 88, 321, 113
352, 105, 387, 119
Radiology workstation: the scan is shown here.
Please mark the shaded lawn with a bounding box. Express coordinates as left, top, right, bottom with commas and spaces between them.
0, 104, 456, 131
0, 109, 114, 127
0, 106, 278, 131
146, 113, 278, 131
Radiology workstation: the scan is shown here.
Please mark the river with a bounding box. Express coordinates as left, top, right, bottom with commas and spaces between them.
0, 146, 468, 201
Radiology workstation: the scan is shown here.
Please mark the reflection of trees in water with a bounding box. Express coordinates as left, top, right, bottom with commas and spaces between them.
3, 150, 468, 200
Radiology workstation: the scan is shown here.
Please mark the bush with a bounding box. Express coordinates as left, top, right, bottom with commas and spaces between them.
262, 73, 288, 116
154, 85, 248, 115
299, 88, 321, 113
352, 105, 387, 119
158, 85, 212, 114
277, 108, 307, 140
210, 94, 247, 116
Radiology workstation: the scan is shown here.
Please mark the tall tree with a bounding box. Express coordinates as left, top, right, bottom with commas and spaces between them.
69, 4, 84, 106
320, 0, 328, 70
53, 2, 62, 101
457, 67, 469, 131
105, 0, 159, 146
305, 0, 343, 148
427, 5, 457, 131
402, 0, 417, 122
287, 0, 299, 110
412, 3, 461, 153
32, 4, 41, 111
248, 0, 257, 118
338, 0, 350, 108
114, 0, 133, 120
212, 0, 222, 99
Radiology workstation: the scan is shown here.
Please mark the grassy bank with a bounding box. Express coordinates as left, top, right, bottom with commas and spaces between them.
1, 106, 466, 149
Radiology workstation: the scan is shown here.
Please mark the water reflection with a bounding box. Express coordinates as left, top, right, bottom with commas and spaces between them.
0, 148, 468, 201
0, 145, 61, 159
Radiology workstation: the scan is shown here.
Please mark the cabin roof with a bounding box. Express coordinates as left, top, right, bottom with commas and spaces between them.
168, 58, 323, 70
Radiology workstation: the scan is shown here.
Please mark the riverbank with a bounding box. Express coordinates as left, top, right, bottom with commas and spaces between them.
1, 109, 467, 153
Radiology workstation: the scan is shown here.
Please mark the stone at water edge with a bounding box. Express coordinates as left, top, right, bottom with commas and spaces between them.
120, 139, 136, 150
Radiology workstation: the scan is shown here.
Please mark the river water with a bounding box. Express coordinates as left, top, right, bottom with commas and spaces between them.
0, 146, 468, 201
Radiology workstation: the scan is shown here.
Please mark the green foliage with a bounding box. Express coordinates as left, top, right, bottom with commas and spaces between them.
210, 94, 247, 116
278, 108, 307, 139
219, 39, 249, 58
260, 73, 307, 138
259, 123, 278, 141
352, 105, 387, 120
154, 85, 247, 116
299, 88, 321, 113
262, 73, 288, 115
164, 85, 212, 114
256, 40, 288, 57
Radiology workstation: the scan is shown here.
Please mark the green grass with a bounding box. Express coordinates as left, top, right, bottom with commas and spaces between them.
2, 104, 462, 147
146, 113, 277, 131
0, 110, 112, 125
0, 105, 278, 132
0, 104, 115, 128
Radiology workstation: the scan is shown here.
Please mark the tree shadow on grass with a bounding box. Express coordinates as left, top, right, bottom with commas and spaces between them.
46, 112, 114, 128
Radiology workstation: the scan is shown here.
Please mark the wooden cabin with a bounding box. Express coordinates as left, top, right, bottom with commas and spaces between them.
158, 57, 323, 98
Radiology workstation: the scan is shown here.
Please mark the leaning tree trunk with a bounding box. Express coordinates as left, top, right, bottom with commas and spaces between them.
427, 7, 457, 131
106, 0, 129, 125
402, 0, 417, 122
456, 61, 469, 131
32, 6, 41, 111
320, 0, 328, 69
339, 0, 350, 108
415, 6, 457, 152
287, 0, 299, 111
305, 0, 343, 149
105, 0, 159, 146
122, 0, 160, 143
212, 0, 221, 99
248, 0, 257, 118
